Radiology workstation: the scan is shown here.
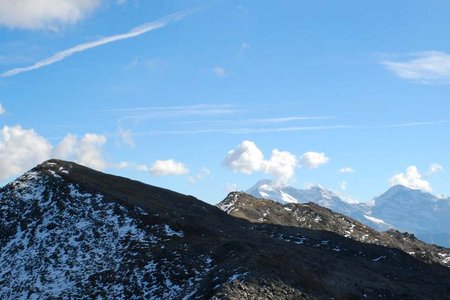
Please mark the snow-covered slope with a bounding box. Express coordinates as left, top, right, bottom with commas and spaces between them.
247, 180, 373, 227
2, 161, 450, 299
247, 180, 450, 247
0, 162, 213, 299
372, 185, 450, 247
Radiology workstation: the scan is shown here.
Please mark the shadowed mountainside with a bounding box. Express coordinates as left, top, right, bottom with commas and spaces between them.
0, 160, 449, 299
218, 192, 450, 268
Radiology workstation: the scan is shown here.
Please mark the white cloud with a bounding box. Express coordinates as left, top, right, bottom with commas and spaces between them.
341, 180, 347, 191
428, 163, 443, 174
223, 140, 264, 174
339, 167, 354, 173
117, 128, 135, 147
382, 51, 450, 83
135, 164, 150, 172
53, 134, 77, 159
213, 66, 226, 77
53, 133, 107, 170
264, 149, 297, 184
75, 134, 107, 170
1, 9, 192, 77
224, 140, 318, 184
0, 125, 111, 179
0, 125, 52, 181
0, 103, 5, 115
114, 161, 130, 169
150, 159, 189, 176
299, 152, 330, 169
389, 165, 431, 192
188, 167, 211, 184
0, 0, 102, 30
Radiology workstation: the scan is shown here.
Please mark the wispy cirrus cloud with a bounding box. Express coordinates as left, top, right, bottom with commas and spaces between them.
1, 9, 194, 77
213, 66, 226, 77
94, 103, 450, 137
128, 125, 351, 136
113, 104, 239, 128
116, 119, 450, 136
113, 104, 238, 120
382, 51, 450, 83
170, 115, 335, 126
375, 120, 450, 128
339, 167, 354, 174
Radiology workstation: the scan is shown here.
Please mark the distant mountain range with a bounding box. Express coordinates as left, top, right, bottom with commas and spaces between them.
247, 180, 450, 247
1, 160, 450, 299
217, 192, 450, 268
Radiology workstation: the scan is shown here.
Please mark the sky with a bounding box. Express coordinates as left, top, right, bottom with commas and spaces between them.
1, 0, 450, 204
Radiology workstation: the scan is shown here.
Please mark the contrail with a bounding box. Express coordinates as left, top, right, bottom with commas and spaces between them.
1, 9, 193, 77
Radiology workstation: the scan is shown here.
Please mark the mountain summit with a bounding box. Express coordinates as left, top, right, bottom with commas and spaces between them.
218, 192, 450, 268
247, 180, 450, 247
1, 160, 450, 299
246, 179, 371, 225
372, 185, 450, 246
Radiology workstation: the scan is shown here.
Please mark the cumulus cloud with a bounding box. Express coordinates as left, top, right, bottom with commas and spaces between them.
339, 167, 354, 173
382, 51, 450, 83
52, 134, 76, 157
223, 140, 265, 174
0, 0, 102, 30
53, 133, 107, 170
389, 166, 431, 192
264, 149, 297, 184
0, 124, 114, 180
0, 126, 52, 180
0, 103, 5, 115
341, 180, 347, 191
224, 140, 326, 184
299, 152, 330, 169
213, 66, 226, 77
428, 163, 443, 174
150, 159, 189, 176
72, 134, 107, 170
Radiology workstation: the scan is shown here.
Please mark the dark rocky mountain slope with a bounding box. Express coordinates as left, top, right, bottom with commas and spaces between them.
1, 160, 450, 299
218, 192, 450, 268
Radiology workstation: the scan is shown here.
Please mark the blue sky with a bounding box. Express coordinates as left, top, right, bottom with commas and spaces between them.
1, 0, 449, 204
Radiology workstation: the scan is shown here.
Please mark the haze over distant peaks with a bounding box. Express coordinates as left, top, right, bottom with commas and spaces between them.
246, 180, 450, 247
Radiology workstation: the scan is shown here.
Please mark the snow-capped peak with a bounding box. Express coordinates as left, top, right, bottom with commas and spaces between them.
246, 180, 371, 226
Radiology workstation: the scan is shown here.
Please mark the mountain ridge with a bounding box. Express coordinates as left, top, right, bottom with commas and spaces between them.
246, 179, 450, 247
218, 191, 450, 268
1, 160, 450, 299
